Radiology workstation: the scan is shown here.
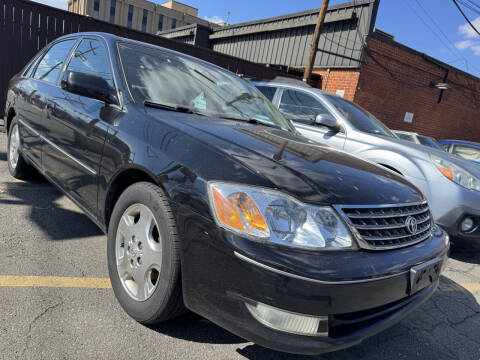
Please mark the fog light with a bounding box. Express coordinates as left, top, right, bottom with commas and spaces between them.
245, 301, 328, 336
461, 217, 475, 233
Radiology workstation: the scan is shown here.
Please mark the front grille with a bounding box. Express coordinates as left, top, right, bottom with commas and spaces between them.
335, 202, 433, 250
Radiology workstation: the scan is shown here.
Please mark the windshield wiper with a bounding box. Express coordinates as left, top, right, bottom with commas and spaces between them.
218, 116, 282, 130
144, 101, 206, 116
226, 93, 260, 106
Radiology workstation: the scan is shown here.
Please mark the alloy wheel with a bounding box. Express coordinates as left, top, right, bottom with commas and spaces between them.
115, 203, 162, 302
9, 124, 20, 169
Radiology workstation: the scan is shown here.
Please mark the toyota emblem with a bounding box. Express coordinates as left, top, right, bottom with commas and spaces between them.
405, 216, 418, 235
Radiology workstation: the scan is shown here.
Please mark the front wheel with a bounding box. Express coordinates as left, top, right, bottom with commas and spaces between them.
107, 182, 186, 324
7, 117, 35, 179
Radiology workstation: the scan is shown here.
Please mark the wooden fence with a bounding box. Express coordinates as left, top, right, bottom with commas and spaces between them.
0, 0, 290, 119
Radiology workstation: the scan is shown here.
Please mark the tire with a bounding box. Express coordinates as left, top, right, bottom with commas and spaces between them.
107, 182, 186, 324
7, 117, 35, 179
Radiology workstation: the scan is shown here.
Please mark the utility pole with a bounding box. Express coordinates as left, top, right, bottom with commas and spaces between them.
303, 0, 330, 83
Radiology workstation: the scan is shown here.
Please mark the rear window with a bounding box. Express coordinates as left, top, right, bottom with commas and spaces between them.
256, 86, 277, 102
452, 144, 480, 162
395, 133, 415, 142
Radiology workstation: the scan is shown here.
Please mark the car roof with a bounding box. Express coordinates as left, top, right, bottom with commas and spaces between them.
54, 32, 230, 72
393, 130, 418, 136
250, 77, 311, 87
438, 139, 480, 147
252, 80, 335, 96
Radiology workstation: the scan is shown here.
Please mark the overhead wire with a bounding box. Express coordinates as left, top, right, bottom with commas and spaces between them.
462, 0, 480, 11
457, 0, 480, 15
408, 0, 480, 74
452, 0, 480, 36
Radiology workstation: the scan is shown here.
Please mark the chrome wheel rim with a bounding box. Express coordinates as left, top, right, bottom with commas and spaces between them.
116, 204, 162, 302
9, 124, 20, 169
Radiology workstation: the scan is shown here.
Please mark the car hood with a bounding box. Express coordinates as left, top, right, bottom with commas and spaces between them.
373, 135, 480, 177
150, 111, 424, 205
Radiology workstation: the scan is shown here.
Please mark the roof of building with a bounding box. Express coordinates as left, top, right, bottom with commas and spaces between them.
159, 0, 379, 69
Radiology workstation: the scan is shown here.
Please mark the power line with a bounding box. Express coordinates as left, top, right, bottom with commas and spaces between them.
453, 0, 480, 37
409, 0, 480, 74
457, 0, 480, 16
407, 0, 469, 69
463, 0, 480, 10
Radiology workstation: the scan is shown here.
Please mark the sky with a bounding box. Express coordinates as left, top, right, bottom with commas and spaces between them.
33, 0, 480, 77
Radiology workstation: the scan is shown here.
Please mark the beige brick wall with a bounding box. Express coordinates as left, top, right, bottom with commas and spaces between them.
68, 0, 209, 34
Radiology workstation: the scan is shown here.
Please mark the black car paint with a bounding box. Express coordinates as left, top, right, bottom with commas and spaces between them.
3, 33, 449, 355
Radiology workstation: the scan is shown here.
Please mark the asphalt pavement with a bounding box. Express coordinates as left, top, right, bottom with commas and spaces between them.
0, 133, 479, 360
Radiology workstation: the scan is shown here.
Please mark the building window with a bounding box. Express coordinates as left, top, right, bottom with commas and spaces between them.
171, 18, 177, 29
93, 0, 100, 18
109, 0, 116, 23
158, 14, 164, 32
141, 9, 148, 32
127, 5, 134, 28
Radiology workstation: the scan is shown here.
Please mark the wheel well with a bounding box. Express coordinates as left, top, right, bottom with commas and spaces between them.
378, 163, 403, 175
6, 108, 16, 133
104, 169, 157, 230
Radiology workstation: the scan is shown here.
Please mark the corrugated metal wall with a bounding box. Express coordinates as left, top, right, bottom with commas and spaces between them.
210, 0, 379, 69
160, 25, 197, 45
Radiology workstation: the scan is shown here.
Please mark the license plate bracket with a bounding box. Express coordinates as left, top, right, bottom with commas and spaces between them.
409, 257, 443, 295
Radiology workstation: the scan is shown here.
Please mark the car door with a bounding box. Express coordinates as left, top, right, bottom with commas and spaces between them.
17, 39, 77, 168
42, 37, 115, 215
278, 88, 346, 149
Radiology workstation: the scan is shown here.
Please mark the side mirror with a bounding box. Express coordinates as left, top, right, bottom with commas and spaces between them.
315, 114, 341, 132
61, 71, 118, 105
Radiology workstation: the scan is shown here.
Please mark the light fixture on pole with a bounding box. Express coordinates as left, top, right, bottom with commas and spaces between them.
430, 82, 450, 90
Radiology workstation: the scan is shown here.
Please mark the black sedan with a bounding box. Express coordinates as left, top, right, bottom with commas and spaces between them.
2, 32, 449, 355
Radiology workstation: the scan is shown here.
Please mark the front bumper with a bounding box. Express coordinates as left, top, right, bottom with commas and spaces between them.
179, 210, 450, 355
405, 173, 480, 243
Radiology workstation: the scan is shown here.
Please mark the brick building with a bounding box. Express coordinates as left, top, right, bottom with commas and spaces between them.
354, 31, 480, 142
160, 0, 480, 142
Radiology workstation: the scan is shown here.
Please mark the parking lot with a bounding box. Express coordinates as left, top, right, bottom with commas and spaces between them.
0, 132, 478, 360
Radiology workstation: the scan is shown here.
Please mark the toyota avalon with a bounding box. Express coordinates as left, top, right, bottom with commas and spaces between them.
3, 33, 449, 355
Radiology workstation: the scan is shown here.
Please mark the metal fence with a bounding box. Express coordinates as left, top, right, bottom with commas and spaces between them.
0, 0, 291, 119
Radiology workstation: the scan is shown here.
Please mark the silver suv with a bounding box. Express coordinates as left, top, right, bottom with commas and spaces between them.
254, 80, 480, 246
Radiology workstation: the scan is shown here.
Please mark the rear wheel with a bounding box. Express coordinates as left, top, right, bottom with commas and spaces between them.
107, 182, 186, 324
7, 118, 35, 179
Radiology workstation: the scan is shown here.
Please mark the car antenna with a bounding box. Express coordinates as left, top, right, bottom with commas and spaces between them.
273, 140, 288, 161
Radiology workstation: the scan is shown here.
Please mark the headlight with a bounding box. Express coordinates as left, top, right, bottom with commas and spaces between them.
208, 182, 355, 250
431, 154, 480, 192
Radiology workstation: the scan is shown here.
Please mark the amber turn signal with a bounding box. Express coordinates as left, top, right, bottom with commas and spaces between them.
210, 185, 270, 237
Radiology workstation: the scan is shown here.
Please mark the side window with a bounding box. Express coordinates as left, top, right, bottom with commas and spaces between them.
66, 39, 113, 86
441, 143, 451, 152
33, 40, 76, 83
452, 145, 480, 162
279, 89, 330, 124
23, 55, 41, 78
256, 86, 277, 102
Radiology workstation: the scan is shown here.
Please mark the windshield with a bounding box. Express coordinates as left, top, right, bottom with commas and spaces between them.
118, 42, 293, 131
324, 94, 395, 137
417, 135, 442, 150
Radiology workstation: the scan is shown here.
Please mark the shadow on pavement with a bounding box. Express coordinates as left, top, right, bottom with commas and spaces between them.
449, 246, 480, 265
0, 178, 103, 240
152, 277, 479, 360
149, 312, 246, 345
